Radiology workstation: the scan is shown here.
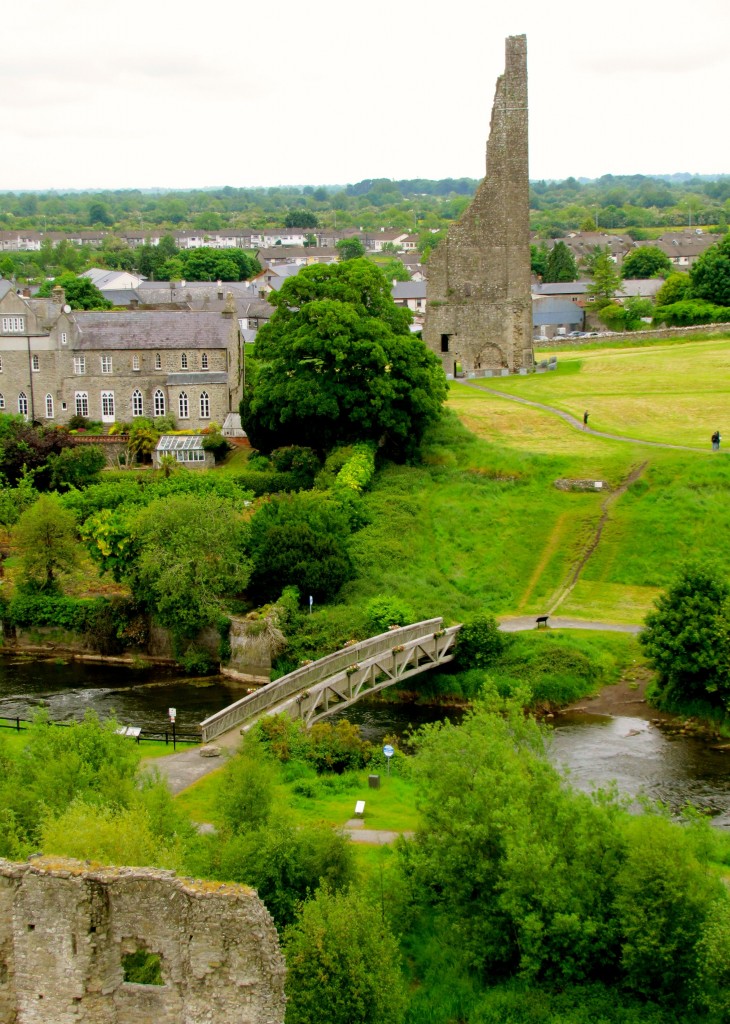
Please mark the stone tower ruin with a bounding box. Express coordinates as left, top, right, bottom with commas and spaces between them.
423, 34, 533, 376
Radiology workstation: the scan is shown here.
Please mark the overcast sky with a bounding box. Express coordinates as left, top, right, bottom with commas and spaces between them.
3, 0, 728, 191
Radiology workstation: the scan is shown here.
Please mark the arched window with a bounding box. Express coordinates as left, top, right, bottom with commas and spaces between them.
181, 352, 188, 369
0, 393, 5, 409
201, 352, 208, 369
179, 391, 189, 418
132, 389, 143, 417
31, 354, 39, 371
18, 392, 28, 417
154, 353, 161, 370
199, 391, 210, 419
45, 394, 54, 419
75, 392, 89, 417
154, 389, 165, 417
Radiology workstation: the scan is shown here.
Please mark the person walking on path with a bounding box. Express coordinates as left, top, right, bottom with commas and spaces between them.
712, 430, 721, 451
583, 411, 589, 430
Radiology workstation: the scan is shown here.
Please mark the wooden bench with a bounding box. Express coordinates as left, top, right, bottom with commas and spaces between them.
535, 615, 549, 629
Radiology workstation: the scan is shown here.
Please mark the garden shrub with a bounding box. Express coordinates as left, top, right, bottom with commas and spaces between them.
333, 442, 376, 494
455, 615, 506, 669
365, 594, 416, 635
270, 446, 321, 488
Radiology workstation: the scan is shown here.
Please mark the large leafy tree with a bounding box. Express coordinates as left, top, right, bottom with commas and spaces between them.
543, 240, 578, 282
639, 563, 730, 706
243, 259, 447, 457
12, 493, 81, 592
37, 273, 112, 310
586, 248, 623, 304
690, 234, 730, 306
621, 245, 672, 279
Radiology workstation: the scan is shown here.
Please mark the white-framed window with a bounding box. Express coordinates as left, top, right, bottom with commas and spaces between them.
60, 331, 67, 345
75, 391, 89, 417
45, 394, 54, 418
0, 393, 5, 409
199, 391, 210, 418
1, 316, 25, 333
181, 352, 188, 369
73, 356, 86, 374
154, 389, 165, 417
0, 356, 3, 373
31, 354, 39, 371
132, 355, 140, 371
201, 352, 208, 369
18, 392, 28, 417
132, 389, 143, 417
154, 353, 161, 370
101, 391, 115, 422
178, 391, 189, 418
101, 355, 112, 374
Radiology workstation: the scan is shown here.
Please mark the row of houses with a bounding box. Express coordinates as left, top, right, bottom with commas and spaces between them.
536, 229, 722, 271
0, 228, 421, 254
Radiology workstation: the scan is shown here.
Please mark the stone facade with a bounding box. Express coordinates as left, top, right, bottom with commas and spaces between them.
423, 35, 533, 376
0, 857, 286, 1024
0, 289, 243, 431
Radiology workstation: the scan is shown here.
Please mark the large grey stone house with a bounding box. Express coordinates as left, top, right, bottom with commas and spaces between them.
0, 284, 243, 429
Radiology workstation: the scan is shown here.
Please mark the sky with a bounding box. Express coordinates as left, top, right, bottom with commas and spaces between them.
3, 0, 728, 191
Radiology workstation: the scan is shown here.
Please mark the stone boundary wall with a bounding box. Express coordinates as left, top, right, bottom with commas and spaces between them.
541, 322, 730, 350
0, 857, 286, 1024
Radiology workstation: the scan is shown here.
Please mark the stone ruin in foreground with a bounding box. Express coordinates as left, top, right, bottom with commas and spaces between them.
423, 34, 534, 378
0, 857, 285, 1024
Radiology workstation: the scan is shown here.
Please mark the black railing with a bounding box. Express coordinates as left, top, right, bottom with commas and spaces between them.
0, 717, 200, 746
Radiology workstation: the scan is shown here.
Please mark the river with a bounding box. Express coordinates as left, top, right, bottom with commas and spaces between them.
1, 655, 728, 826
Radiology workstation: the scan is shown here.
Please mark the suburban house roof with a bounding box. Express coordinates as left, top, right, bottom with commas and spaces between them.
392, 281, 426, 299
71, 310, 235, 350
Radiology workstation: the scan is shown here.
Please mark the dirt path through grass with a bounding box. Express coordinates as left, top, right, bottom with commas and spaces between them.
545, 461, 648, 616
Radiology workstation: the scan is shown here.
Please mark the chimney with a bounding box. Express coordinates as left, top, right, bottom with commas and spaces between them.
22, 287, 31, 298
51, 284, 65, 306
130, 299, 139, 309
221, 292, 236, 319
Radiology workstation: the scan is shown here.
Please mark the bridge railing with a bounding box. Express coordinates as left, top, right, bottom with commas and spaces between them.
201, 618, 444, 742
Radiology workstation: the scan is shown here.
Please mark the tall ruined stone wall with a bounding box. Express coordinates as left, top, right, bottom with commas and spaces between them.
0, 858, 286, 1024
423, 35, 533, 376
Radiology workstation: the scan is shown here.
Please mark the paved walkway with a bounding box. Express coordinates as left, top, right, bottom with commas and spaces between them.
499, 616, 641, 634
463, 381, 712, 452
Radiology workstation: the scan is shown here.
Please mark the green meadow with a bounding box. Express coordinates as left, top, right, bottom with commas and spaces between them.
333, 334, 730, 626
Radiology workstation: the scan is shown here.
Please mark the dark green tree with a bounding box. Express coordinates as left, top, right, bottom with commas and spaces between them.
689, 234, 730, 306
284, 210, 318, 228
336, 236, 366, 261
621, 246, 672, 279
654, 272, 692, 307
243, 259, 446, 457
247, 492, 354, 603
283, 886, 408, 1024
37, 273, 112, 310
544, 240, 578, 282
639, 563, 730, 706
530, 242, 548, 277
47, 444, 107, 491
586, 248, 623, 304
12, 493, 81, 592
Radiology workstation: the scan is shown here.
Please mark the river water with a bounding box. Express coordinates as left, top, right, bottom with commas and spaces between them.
1, 656, 729, 826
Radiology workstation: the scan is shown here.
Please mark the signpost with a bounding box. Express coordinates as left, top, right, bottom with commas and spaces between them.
383, 743, 394, 775
169, 707, 177, 750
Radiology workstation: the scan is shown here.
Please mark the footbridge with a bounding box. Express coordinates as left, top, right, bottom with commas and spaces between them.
200, 618, 460, 743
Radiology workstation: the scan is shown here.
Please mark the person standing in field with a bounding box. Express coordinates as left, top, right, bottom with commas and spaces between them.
712, 430, 721, 451
583, 411, 589, 430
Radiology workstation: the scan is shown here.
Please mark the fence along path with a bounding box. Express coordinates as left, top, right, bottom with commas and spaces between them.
200, 618, 460, 743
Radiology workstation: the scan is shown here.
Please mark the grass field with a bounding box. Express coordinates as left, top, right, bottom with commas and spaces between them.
330, 336, 730, 626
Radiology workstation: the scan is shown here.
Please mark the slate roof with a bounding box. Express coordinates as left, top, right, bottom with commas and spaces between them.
71, 311, 234, 350
165, 372, 228, 385
392, 281, 426, 299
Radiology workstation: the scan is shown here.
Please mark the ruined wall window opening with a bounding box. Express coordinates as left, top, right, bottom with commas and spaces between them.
121, 950, 164, 986
441, 334, 451, 353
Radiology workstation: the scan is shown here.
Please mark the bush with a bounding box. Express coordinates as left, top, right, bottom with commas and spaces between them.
365, 594, 416, 635
455, 615, 505, 669
270, 446, 321, 488
227, 470, 302, 495
334, 442, 376, 494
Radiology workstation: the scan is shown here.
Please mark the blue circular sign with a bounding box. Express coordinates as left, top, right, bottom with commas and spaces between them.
383, 744, 394, 758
